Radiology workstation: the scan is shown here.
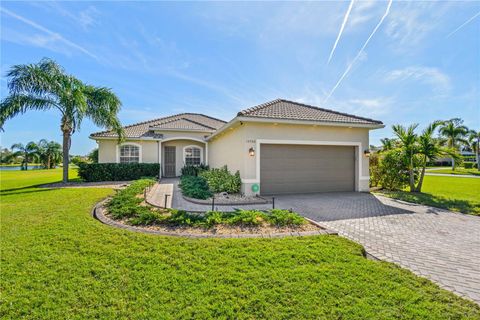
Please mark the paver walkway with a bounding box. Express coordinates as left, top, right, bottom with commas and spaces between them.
273, 193, 480, 304
159, 178, 272, 212
147, 182, 174, 208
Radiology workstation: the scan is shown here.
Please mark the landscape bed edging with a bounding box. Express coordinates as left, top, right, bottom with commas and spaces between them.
92, 199, 337, 238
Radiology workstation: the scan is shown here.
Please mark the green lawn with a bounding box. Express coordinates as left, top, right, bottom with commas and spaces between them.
377, 175, 480, 216
1, 170, 479, 319
428, 167, 480, 176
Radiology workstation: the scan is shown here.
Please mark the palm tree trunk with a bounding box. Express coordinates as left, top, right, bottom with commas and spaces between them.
62, 131, 70, 183
451, 157, 455, 171
24, 152, 28, 170
416, 156, 427, 192
477, 140, 479, 172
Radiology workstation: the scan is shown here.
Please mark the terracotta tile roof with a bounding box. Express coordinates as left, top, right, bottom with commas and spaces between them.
90, 113, 226, 138
237, 99, 383, 125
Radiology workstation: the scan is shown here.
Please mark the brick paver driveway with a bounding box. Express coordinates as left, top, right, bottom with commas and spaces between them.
273, 193, 480, 304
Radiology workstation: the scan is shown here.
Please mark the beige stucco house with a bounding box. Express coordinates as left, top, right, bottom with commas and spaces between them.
90, 99, 384, 196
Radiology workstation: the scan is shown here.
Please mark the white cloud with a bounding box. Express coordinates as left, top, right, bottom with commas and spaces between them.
386, 66, 451, 94
384, 2, 450, 52
0, 7, 98, 60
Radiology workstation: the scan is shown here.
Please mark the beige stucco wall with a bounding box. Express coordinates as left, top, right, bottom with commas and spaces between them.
208, 121, 372, 194
97, 139, 160, 163
162, 139, 205, 176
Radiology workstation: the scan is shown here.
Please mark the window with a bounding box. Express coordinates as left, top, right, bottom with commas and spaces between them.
119, 145, 140, 163
184, 146, 201, 165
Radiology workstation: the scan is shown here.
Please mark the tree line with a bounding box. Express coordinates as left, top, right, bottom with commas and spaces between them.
0, 140, 62, 170
0, 141, 99, 170
371, 118, 479, 193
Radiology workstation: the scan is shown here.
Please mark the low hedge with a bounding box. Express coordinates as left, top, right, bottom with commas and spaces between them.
78, 163, 160, 182
107, 179, 156, 219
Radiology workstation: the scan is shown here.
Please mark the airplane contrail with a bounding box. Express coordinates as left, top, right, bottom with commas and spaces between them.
0, 7, 98, 60
328, 0, 355, 64
323, 0, 393, 103
446, 11, 480, 38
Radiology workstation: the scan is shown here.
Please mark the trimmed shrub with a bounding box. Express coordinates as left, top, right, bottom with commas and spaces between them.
199, 166, 241, 193
179, 175, 212, 199
267, 209, 305, 226
226, 210, 267, 226
78, 163, 160, 182
107, 179, 155, 219
167, 209, 204, 226
464, 162, 474, 169
180, 164, 209, 177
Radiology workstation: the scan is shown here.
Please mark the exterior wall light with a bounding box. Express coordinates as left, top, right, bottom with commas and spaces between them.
364, 150, 371, 157
249, 147, 255, 157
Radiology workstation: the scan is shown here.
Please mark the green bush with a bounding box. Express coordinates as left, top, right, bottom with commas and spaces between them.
226, 210, 267, 226
180, 164, 209, 176
179, 175, 212, 199
167, 209, 203, 226
464, 162, 474, 169
78, 163, 160, 182
267, 209, 305, 226
204, 211, 223, 227
107, 179, 155, 219
199, 166, 241, 193
130, 210, 163, 226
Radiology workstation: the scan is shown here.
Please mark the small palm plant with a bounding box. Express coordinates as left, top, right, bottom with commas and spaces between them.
415, 121, 459, 192
0, 58, 124, 182
10, 142, 41, 170
392, 124, 418, 192
438, 118, 469, 170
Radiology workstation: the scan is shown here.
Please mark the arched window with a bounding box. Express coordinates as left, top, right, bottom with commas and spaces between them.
184, 146, 202, 165
119, 144, 140, 163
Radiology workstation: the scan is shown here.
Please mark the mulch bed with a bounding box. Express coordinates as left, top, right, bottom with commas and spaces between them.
93, 200, 335, 238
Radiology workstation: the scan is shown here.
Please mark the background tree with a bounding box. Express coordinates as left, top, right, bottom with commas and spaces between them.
0, 58, 124, 183
88, 148, 99, 163
379, 138, 396, 152
10, 142, 40, 170
0, 148, 15, 164
38, 139, 62, 169
438, 118, 468, 170
467, 129, 479, 171
392, 124, 418, 192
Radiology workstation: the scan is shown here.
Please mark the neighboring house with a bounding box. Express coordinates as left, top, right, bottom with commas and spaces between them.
90, 99, 384, 195
435, 151, 478, 166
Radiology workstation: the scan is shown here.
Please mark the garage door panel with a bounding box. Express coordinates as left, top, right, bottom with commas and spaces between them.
260, 144, 355, 195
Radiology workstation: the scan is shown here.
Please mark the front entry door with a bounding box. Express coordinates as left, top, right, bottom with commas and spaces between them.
164, 146, 176, 177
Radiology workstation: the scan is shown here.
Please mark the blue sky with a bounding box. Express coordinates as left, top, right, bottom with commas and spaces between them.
1, 1, 479, 155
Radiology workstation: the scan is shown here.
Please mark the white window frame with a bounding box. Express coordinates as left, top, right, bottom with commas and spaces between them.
116, 142, 142, 163
183, 145, 203, 166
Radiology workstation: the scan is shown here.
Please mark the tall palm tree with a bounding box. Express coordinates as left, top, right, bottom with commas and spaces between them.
10, 142, 41, 170
0, 58, 124, 182
468, 129, 480, 171
38, 139, 62, 169
392, 124, 418, 192
438, 118, 469, 170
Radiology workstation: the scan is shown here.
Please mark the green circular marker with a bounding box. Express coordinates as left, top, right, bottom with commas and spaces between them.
251, 184, 259, 192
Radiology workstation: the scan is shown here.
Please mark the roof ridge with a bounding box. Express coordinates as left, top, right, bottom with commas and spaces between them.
278, 98, 382, 124
180, 117, 216, 130
237, 99, 282, 116
91, 112, 226, 137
